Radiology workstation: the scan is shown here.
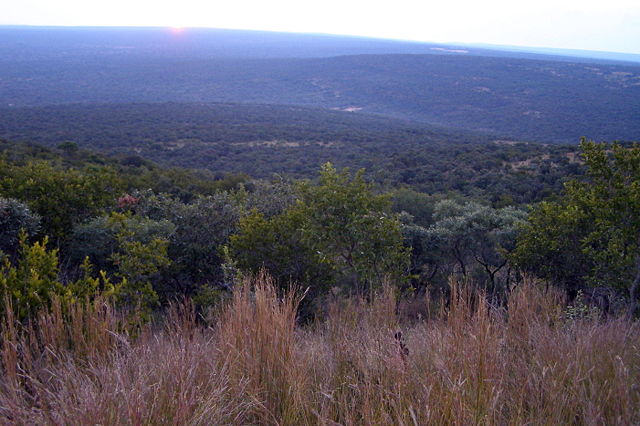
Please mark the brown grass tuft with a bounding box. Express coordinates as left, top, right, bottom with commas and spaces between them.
1, 276, 639, 424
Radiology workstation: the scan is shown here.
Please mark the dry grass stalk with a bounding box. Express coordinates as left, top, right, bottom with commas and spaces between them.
1, 275, 638, 425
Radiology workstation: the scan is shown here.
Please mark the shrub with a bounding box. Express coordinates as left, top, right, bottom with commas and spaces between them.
0, 197, 41, 259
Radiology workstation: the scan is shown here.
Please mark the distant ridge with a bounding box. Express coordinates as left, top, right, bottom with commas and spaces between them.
1, 25, 638, 64
1, 26, 639, 142
464, 42, 640, 65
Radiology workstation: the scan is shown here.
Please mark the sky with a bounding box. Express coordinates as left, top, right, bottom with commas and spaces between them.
3, 0, 640, 54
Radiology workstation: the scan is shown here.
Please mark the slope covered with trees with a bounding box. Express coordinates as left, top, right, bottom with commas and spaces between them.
1, 137, 638, 315
0, 103, 585, 205
1, 27, 639, 142
2, 137, 640, 423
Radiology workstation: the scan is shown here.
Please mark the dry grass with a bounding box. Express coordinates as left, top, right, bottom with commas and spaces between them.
1, 276, 639, 425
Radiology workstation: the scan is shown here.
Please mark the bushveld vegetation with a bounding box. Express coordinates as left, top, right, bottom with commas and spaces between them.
1, 137, 639, 423
0, 104, 583, 204
2, 26, 640, 141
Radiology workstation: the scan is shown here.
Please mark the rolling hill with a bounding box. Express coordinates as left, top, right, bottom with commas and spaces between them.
0, 102, 583, 204
0, 102, 493, 173
1, 27, 639, 142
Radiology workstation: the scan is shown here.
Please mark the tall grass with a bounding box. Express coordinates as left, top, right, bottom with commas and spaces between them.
1, 275, 639, 424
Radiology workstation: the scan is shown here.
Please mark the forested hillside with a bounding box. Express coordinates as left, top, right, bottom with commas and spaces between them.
2, 27, 640, 141
1, 26, 640, 424
0, 103, 584, 203
2, 137, 640, 424
1, 137, 635, 308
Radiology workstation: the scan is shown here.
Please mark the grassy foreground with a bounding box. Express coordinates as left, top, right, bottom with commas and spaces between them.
1, 275, 639, 425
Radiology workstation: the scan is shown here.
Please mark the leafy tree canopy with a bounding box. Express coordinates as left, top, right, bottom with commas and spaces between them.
230, 163, 410, 304
512, 139, 640, 314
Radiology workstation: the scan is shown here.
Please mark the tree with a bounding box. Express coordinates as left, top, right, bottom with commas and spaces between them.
229, 163, 410, 301
0, 160, 123, 243
0, 197, 41, 259
57, 141, 79, 156
127, 190, 242, 294
410, 199, 526, 295
510, 200, 592, 293
230, 208, 332, 297
513, 139, 640, 315
296, 163, 409, 293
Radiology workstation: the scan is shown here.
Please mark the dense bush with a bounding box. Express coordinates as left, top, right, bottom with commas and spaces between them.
230, 164, 410, 306
0, 158, 122, 242
0, 237, 117, 321
513, 139, 640, 314
0, 197, 41, 258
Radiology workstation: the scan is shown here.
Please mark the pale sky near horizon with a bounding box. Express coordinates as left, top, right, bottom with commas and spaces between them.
3, 0, 640, 54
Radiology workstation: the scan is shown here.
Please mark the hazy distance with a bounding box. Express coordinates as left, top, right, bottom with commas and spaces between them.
3, 0, 640, 55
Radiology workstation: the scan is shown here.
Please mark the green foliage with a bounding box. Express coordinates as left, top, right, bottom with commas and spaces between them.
403, 199, 526, 294
0, 197, 41, 258
105, 212, 173, 312
511, 201, 591, 291
0, 138, 240, 212
0, 159, 123, 242
70, 211, 174, 268
127, 190, 242, 293
391, 189, 436, 227
230, 209, 332, 294
513, 139, 640, 312
1, 103, 587, 207
230, 164, 410, 302
242, 178, 297, 218
66, 257, 119, 302
296, 163, 409, 292
572, 141, 640, 289
0, 234, 117, 321
0, 234, 61, 320
69, 211, 174, 312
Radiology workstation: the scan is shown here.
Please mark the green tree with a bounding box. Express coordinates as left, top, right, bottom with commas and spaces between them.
229, 164, 409, 300
391, 188, 436, 227
409, 199, 525, 295
230, 209, 332, 290
296, 163, 409, 293
513, 139, 640, 315
0, 197, 41, 259
127, 190, 242, 294
511, 200, 592, 293
0, 160, 123, 242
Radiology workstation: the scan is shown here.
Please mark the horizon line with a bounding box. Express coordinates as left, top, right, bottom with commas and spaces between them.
2, 24, 640, 59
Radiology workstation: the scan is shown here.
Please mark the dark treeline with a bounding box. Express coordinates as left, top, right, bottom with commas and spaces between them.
0, 103, 584, 204
1, 137, 639, 321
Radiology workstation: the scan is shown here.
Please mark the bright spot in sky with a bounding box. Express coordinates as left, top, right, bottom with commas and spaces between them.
2, 0, 640, 54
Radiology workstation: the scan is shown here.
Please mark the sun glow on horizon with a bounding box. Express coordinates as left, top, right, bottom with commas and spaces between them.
1, 0, 639, 54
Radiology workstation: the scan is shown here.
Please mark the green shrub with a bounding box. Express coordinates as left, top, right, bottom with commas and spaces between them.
0, 197, 41, 258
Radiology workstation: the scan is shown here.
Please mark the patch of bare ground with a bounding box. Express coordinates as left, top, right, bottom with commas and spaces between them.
230, 140, 340, 148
